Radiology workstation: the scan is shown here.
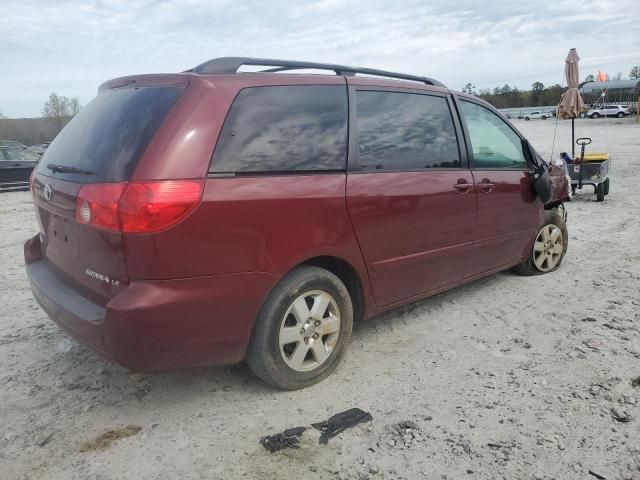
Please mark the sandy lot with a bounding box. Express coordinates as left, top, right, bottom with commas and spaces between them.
1, 117, 639, 480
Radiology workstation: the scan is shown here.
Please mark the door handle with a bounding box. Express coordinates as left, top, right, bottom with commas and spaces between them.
453, 179, 473, 193
478, 178, 495, 192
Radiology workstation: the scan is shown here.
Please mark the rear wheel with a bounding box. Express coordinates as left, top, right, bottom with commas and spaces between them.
525, 116, 530, 121
246, 266, 353, 390
596, 182, 605, 202
603, 178, 610, 195
514, 210, 568, 275
616, 112, 624, 118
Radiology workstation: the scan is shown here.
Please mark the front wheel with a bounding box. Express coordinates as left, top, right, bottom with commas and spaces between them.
524, 117, 530, 121
513, 210, 568, 276
246, 265, 353, 390
603, 178, 610, 195
591, 113, 600, 119
616, 112, 624, 118
596, 182, 605, 202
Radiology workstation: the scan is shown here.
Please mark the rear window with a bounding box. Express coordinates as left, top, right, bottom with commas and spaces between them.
36, 86, 183, 183
211, 85, 347, 173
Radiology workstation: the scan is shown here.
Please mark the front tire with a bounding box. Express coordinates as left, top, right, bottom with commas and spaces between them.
591, 113, 600, 119
514, 210, 568, 276
246, 266, 353, 390
603, 178, 610, 195
616, 112, 624, 118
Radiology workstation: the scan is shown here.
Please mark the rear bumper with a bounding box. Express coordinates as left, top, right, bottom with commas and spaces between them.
25, 238, 279, 371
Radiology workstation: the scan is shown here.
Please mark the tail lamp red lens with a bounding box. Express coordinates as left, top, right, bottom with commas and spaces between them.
75, 180, 203, 233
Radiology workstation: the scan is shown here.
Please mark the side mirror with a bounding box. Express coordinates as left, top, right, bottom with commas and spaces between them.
523, 139, 553, 203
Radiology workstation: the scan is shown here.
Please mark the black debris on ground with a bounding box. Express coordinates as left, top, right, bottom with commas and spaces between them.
259, 427, 307, 453
312, 408, 373, 445
37, 432, 54, 448
632, 376, 640, 388
588, 470, 607, 480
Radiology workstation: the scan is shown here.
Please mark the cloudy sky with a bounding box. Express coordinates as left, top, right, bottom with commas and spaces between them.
1, 0, 639, 117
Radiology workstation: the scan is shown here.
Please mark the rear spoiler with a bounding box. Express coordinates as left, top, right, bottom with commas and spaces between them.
98, 74, 189, 93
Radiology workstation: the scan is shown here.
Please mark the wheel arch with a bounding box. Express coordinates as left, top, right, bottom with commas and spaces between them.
298, 255, 367, 323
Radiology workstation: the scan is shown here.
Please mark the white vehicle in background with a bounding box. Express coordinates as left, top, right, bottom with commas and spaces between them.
27, 143, 51, 155
524, 111, 550, 120
585, 104, 630, 118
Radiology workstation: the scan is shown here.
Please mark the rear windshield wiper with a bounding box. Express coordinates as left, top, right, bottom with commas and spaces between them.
46, 163, 95, 175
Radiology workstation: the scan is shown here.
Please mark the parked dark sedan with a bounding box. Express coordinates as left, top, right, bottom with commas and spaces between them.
0, 147, 40, 190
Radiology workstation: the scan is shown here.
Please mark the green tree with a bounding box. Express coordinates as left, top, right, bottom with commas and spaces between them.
630, 66, 640, 80
541, 84, 563, 106
462, 83, 476, 95
531, 82, 544, 106
42, 92, 81, 132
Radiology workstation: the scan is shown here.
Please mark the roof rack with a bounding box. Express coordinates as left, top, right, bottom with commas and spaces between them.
185, 57, 445, 87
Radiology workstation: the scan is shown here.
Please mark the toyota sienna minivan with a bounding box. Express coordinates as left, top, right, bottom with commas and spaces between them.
25, 57, 570, 389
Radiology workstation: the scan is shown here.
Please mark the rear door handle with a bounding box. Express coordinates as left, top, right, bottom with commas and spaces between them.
453, 179, 473, 193
478, 178, 495, 192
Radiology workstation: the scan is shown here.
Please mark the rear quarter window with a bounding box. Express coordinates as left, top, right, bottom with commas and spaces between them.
211, 85, 348, 173
37, 86, 184, 183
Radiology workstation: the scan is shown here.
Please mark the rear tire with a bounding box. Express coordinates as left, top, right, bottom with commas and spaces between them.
616, 112, 624, 118
603, 178, 610, 195
246, 266, 353, 390
596, 182, 605, 202
513, 209, 568, 276
525, 117, 530, 121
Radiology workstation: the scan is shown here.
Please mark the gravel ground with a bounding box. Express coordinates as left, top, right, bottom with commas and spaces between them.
1, 117, 639, 480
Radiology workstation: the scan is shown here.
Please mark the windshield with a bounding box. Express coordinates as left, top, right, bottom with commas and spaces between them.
36, 85, 184, 183
0, 148, 40, 162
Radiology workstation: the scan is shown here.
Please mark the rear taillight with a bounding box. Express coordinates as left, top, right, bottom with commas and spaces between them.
75, 183, 127, 232
119, 181, 204, 233
75, 180, 203, 233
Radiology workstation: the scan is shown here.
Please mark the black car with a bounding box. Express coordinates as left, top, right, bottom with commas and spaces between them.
0, 147, 40, 190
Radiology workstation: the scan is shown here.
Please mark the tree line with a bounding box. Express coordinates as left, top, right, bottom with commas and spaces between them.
0, 92, 81, 145
462, 82, 566, 109
464, 65, 640, 109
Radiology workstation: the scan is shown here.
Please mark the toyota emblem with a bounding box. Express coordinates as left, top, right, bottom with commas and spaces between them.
44, 184, 53, 201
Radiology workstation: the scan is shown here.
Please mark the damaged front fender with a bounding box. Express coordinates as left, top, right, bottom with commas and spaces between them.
545, 163, 571, 209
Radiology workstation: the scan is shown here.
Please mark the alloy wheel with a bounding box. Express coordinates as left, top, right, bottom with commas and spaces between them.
532, 224, 564, 272
279, 290, 341, 372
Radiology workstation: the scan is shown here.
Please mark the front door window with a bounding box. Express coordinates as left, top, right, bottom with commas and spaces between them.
459, 100, 528, 169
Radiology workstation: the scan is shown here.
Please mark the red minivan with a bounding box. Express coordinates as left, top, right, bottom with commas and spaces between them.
25, 58, 569, 389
